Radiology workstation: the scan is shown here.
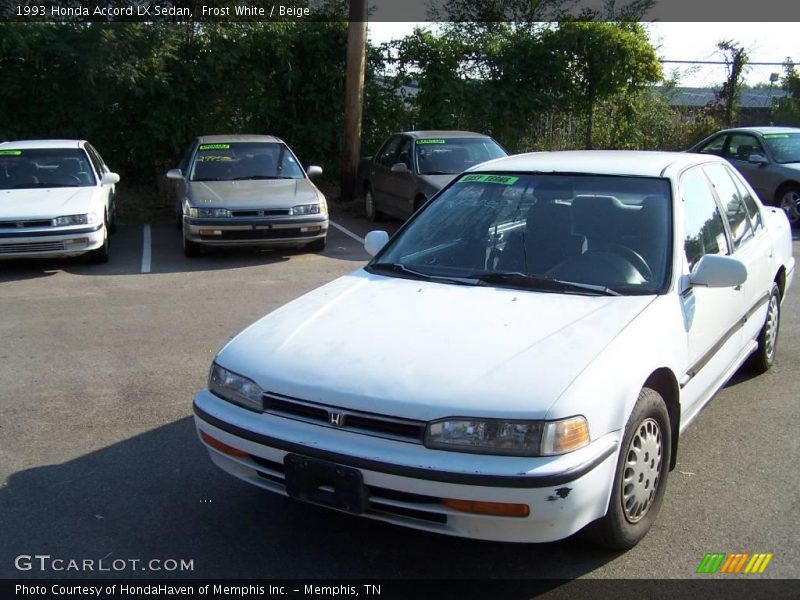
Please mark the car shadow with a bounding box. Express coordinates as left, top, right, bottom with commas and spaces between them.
0, 417, 620, 581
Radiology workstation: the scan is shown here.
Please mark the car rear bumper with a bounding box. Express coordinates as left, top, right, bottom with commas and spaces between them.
193, 389, 619, 543
183, 216, 328, 247
0, 224, 104, 259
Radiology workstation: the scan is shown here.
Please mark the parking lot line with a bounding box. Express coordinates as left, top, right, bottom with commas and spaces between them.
141, 224, 151, 273
329, 220, 364, 245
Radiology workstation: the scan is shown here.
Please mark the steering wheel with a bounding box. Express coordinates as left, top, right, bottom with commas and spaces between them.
589, 244, 652, 281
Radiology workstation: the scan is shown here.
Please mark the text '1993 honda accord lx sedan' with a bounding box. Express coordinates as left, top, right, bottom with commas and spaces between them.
193, 151, 794, 549
167, 134, 328, 257
0, 139, 120, 263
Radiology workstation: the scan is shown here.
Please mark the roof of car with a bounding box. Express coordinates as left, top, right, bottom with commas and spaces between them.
717, 126, 800, 135
402, 131, 493, 139
470, 150, 718, 178
0, 139, 86, 149
197, 134, 283, 144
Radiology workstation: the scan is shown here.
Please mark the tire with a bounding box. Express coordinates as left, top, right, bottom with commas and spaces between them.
744, 283, 781, 374
364, 187, 381, 222
777, 184, 800, 227
108, 202, 117, 235
183, 228, 201, 258
85, 219, 110, 264
587, 387, 671, 550
306, 236, 326, 253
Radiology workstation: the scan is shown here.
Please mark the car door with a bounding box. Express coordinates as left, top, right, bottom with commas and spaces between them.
723, 133, 771, 201
386, 136, 418, 218
370, 135, 403, 217
84, 144, 114, 222
677, 165, 744, 417
704, 163, 775, 346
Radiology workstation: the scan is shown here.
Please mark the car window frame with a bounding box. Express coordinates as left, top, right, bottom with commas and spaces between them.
84, 144, 106, 180
697, 134, 727, 157
723, 133, 767, 162
375, 135, 403, 168
700, 162, 756, 252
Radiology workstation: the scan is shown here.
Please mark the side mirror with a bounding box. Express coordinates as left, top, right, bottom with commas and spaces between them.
390, 162, 410, 174
689, 254, 747, 288
101, 172, 120, 185
306, 165, 323, 178
364, 230, 390, 257
748, 154, 768, 165
166, 168, 183, 180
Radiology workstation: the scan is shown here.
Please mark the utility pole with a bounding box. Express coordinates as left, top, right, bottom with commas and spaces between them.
340, 0, 367, 203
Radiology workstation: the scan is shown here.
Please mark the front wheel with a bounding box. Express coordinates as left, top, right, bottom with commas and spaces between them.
85, 218, 110, 264
587, 387, 671, 549
183, 228, 201, 258
777, 185, 800, 226
306, 236, 326, 253
745, 283, 781, 373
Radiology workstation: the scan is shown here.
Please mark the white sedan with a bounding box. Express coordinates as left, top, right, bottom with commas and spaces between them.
0, 139, 120, 263
193, 151, 794, 549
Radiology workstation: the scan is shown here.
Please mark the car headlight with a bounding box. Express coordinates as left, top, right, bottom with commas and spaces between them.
52, 213, 99, 226
188, 207, 231, 218
424, 415, 590, 457
290, 203, 322, 216
208, 363, 264, 412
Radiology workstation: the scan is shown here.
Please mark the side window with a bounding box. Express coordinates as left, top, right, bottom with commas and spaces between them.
680, 167, 730, 270
375, 137, 402, 167
725, 134, 765, 162
703, 163, 755, 249
697, 135, 726, 156
84, 145, 105, 176
179, 142, 196, 173
395, 137, 412, 169
727, 166, 763, 231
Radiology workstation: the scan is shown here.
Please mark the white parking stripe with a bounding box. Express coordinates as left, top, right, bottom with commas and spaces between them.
329, 220, 365, 245
141, 224, 151, 273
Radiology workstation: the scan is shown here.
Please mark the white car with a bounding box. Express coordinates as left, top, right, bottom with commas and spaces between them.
193, 151, 794, 549
0, 139, 120, 263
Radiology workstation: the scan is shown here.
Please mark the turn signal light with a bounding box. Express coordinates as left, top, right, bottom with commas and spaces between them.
442, 499, 530, 517
200, 431, 248, 457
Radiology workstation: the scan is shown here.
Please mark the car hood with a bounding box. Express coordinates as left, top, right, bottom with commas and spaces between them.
187, 178, 320, 208
0, 187, 95, 219
417, 173, 458, 191
217, 271, 655, 421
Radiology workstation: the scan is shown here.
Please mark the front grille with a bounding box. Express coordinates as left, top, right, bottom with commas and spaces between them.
230, 209, 291, 217
0, 241, 65, 254
0, 219, 52, 228
199, 228, 317, 241
263, 392, 426, 443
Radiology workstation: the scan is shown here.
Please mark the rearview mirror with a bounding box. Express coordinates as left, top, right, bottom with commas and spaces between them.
364, 230, 390, 257
747, 154, 768, 165
390, 162, 410, 174
166, 168, 183, 180
100, 172, 120, 185
689, 254, 747, 288
306, 165, 323, 178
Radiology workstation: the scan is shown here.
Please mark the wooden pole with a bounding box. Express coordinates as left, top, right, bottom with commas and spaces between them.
340, 0, 367, 203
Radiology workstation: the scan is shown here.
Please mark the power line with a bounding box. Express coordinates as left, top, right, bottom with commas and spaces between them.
660, 60, 791, 66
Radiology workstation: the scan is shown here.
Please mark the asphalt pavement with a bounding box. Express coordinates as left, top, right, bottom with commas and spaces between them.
0, 217, 797, 582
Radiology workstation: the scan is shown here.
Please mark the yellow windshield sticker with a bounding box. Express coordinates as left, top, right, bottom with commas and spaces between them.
459, 174, 519, 185
198, 144, 231, 151
0, 150, 22, 156
416, 139, 446, 144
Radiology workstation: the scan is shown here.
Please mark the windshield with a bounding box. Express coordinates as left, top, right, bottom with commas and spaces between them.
371, 173, 672, 295
190, 142, 305, 181
0, 148, 96, 189
761, 132, 800, 163
415, 137, 507, 175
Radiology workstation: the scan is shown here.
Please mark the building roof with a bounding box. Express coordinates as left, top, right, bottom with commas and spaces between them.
658, 86, 790, 109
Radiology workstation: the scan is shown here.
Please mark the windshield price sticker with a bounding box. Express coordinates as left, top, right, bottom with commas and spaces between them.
416, 139, 447, 144
459, 174, 519, 185
196, 156, 233, 162
0, 150, 22, 156
762, 134, 790, 139
198, 144, 231, 151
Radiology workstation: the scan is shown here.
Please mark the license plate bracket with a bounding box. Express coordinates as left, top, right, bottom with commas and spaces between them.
283, 454, 367, 515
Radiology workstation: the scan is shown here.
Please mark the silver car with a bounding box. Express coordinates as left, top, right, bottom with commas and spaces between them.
689, 126, 800, 226
167, 135, 328, 257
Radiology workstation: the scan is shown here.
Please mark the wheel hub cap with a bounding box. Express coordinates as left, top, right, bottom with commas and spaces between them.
764, 294, 779, 362
622, 418, 662, 523
781, 191, 800, 224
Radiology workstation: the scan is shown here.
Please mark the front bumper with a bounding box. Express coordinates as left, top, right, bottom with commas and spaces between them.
184, 215, 328, 247
193, 389, 619, 543
0, 224, 104, 259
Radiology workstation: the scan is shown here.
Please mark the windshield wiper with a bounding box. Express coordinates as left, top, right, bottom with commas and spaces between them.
420, 171, 454, 175
468, 272, 620, 296
369, 263, 476, 285
230, 175, 295, 180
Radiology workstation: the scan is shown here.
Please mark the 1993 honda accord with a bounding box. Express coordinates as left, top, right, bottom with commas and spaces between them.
193, 151, 794, 549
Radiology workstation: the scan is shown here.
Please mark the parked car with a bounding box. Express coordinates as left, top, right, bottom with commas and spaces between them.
688, 126, 800, 226
0, 139, 120, 263
193, 151, 794, 549
167, 135, 328, 257
359, 130, 507, 221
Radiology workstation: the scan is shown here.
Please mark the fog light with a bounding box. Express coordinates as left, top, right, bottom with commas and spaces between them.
200, 431, 248, 457
442, 499, 530, 517
300, 226, 322, 233
64, 238, 88, 246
